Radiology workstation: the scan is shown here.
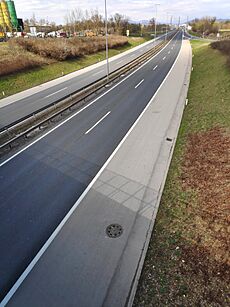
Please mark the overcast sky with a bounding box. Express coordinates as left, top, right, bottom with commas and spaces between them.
14, 0, 229, 24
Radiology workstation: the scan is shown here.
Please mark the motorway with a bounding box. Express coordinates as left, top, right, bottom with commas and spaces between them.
0, 33, 170, 130
0, 31, 182, 303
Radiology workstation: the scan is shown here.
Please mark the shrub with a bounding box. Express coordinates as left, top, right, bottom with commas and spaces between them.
10, 35, 128, 61
0, 45, 45, 77
211, 40, 230, 55
211, 40, 230, 69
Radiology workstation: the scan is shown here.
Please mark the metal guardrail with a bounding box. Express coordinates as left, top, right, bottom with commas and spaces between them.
0, 31, 178, 154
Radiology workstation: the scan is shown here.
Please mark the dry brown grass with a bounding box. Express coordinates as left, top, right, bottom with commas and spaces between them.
0, 42, 51, 77
10, 35, 128, 61
181, 127, 230, 266
0, 35, 128, 77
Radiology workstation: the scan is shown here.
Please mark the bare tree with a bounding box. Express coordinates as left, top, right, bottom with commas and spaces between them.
91, 9, 103, 35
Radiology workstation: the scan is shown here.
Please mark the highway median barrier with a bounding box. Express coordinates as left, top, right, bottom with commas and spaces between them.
0, 31, 178, 157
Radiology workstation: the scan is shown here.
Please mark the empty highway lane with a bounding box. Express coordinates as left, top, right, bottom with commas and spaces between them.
0, 31, 182, 302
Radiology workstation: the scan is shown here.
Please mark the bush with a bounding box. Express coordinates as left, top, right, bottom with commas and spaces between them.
211, 40, 230, 55
211, 40, 230, 69
0, 53, 42, 77
10, 35, 128, 61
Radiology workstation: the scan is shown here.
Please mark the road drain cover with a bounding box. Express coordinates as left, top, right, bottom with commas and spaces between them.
106, 224, 123, 238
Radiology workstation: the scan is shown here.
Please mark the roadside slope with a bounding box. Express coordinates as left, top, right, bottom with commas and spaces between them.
0, 37, 148, 99
134, 40, 230, 306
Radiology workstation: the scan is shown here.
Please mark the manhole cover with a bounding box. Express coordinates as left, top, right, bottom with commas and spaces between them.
106, 224, 123, 238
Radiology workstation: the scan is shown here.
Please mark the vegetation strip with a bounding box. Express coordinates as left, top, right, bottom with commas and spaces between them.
0, 36, 149, 98
134, 40, 230, 306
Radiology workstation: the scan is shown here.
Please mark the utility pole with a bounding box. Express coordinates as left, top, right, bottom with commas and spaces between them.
154, 3, 160, 40
165, 12, 169, 41
170, 15, 173, 27
104, 0, 109, 81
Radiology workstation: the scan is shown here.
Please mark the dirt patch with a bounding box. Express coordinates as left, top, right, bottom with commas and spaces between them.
134, 127, 230, 306
181, 127, 230, 265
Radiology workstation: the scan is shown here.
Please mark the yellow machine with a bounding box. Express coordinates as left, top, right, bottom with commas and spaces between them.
0, 5, 6, 30
0, 1, 11, 30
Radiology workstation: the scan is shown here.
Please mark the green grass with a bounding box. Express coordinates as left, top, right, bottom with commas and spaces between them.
134, 40, 230, 306
0, 37, 149, 99
188, 30, 202, 38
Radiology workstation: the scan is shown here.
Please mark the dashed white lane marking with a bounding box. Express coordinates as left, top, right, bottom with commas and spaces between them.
168, 51, 171, 54
0, 33, 181, 307
153, 65, 158, 71
163, 56, 166, 60
135, 79, 145, 89
85, 111, 111, 134
45, 87, 68, 98
0, 31, 179, 168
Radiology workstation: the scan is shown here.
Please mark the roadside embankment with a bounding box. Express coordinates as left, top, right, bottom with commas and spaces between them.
134, 40, 230, 306
0, 36, 148, 97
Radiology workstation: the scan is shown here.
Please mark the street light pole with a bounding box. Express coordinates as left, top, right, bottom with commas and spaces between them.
165, 12, 168, 41
104, 0, 109, 81
154, 3, 160, 40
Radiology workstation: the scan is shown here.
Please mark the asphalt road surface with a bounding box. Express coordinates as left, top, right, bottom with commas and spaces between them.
0, 30, 182, 302
0, 33, 172, 130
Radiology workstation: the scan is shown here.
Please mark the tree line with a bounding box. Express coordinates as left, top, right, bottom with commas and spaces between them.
23, 9, 167, 37
190, 17, 230, 35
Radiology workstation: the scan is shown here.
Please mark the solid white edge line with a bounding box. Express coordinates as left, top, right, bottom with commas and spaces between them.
0, 32, 182, 307
134, 79, 144, 89
85, 111, 111, 134
0, 31, 179, 168
45, 87, 68, 98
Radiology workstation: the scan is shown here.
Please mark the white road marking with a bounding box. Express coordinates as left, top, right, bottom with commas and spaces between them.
171, 47, 174, 50
153, 65, 158, 71
85, 111, 111, 134
168, 51, 171, 54
92, 70, 104, 76
45, 87, 68, 98
0, 32, 182, 307
0, 31, 179, 169
163, 56, 166, 60
135, 79, 144, 89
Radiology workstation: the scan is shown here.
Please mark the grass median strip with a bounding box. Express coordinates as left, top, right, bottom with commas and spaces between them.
134, 40, 230, 306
